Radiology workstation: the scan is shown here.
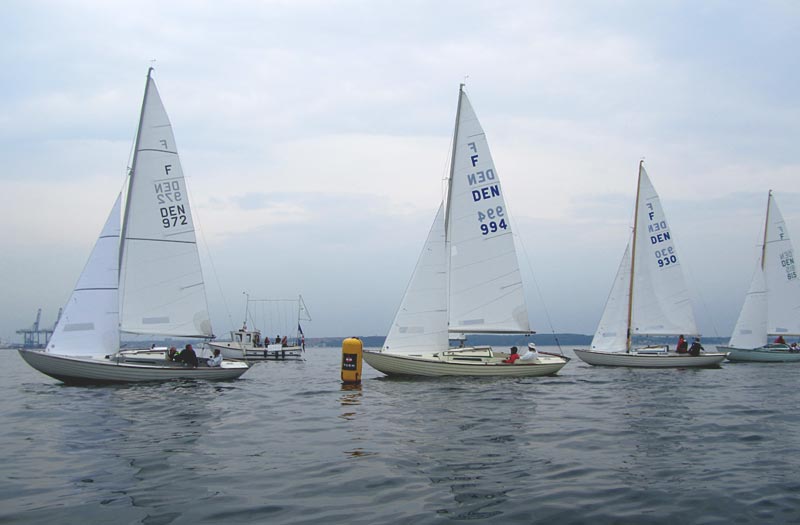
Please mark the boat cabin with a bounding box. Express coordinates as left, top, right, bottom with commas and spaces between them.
229, 327, 262, 347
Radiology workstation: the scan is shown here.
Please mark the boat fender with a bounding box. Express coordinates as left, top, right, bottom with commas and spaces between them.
341, 338, 362, 384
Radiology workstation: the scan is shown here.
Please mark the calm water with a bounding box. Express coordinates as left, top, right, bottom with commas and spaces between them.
2, 346, 800, 524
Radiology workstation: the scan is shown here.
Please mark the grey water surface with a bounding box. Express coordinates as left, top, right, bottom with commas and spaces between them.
2, 347, 799, 524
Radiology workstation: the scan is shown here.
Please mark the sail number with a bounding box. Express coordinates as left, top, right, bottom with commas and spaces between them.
654, 246, 677, 267
478, 206, 507, 235
780, 250, 797, 281
155, 178, 188, 229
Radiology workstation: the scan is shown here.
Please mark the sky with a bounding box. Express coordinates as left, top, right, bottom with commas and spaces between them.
1, 0, 799, 342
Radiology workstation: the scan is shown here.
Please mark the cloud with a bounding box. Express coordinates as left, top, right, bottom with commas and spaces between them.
2, 1, 800, 341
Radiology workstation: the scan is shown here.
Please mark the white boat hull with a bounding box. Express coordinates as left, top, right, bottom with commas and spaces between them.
208, 342, 304, 361
19, 349, 249, 384
718, 345, 800, 363
363, 349, 568, 377
573, 348, 727, 368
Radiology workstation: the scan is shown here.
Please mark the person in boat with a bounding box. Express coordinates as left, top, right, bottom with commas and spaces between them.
281, 335, 288, 347
207, 348, 223, 367
791, 343, 798, 352
166, 346, 178, 361
175, 344, 199, 367
676, 335, 688, 354
253, 333, 260, 347
689, 338, 704, 357
502, 346, 521, 364
275, 335, 280, 347
774, 335, 787, 345
519, 344, 539, 361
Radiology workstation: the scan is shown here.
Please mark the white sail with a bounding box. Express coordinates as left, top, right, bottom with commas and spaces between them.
119, 72, 213, 338
383, 204, 449, 354
728, 263, 768, 348
591, 241, 631, 351
763, 193, 800, 335
630, 166, 697, 336
446, 89, 530, 334
47, 194, 121, 357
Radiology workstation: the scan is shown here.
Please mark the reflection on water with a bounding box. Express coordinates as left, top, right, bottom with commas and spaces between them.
4, 348, 800, 524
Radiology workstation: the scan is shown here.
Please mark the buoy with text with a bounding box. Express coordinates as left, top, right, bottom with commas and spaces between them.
341, 338, 362, 384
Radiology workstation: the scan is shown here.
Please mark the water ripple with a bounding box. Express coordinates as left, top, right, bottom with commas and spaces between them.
3, 348, 800, 523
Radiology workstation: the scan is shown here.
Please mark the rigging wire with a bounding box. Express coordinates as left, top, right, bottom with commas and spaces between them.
507, 206, 565, 354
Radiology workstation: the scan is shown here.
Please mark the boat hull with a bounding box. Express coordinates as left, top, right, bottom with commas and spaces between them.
363, 350, 568, 377
573, 348, 727, 368
718, 345, 800, 363
19, 349, 249, 385
209, 342, 303, 361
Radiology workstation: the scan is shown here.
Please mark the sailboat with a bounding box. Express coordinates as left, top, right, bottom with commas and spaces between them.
362, 85, 569, 377
718, 191, 800, 362
209, 295, 311, 361
19, 68, 249, 384
573, 162, 727, 368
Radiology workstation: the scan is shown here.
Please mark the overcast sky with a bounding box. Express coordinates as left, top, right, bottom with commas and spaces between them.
2, 1, 799, 342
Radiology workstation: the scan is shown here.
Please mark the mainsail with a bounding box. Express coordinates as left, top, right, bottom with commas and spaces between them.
118, 70, 212, 338
763, 192, 800, 336
630, 165, 697, 337
446, 88, 530, 334
47, 195, 121, 357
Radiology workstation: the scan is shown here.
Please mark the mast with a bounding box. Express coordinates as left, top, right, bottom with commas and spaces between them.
242, 291, 250, 329
118, 67, 154, 276
443, 84, 465, 238
625, 160, 644, 352
760, 190, 772, 272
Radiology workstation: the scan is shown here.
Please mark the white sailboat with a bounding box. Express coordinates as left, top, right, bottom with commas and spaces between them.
362, 85, 569, 377
209, 295, 310, 361
574, 162, 727, 368
718, 191, 800, 362
19, 68, 249, 383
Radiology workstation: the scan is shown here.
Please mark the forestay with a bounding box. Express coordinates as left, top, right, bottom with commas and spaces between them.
383, 204, 448, 355
119, 73, 213, 338
446, 89, 530, 334
47, 195, 121, 357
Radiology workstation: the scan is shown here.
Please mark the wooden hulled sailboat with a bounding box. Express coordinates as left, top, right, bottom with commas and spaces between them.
573, 162, 727, 368
718, 191, 800, 362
